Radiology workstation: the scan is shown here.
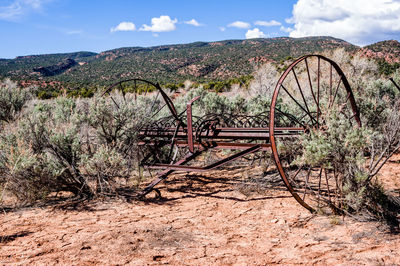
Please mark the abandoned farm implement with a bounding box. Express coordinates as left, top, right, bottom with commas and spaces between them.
102, 55, 361, 213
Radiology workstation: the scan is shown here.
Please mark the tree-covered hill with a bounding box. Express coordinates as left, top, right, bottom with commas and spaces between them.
0, 36, 359, 86
2, 36, 400, 88
362, 40, 400, 63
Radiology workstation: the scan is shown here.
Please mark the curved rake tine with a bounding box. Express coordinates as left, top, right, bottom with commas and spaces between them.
275, 107, 307, 128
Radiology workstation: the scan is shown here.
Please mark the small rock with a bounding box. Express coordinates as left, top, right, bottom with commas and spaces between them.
270, 238, 280, 243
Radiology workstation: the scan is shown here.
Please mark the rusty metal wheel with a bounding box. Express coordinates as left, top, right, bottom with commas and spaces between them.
269, 55, 361, 213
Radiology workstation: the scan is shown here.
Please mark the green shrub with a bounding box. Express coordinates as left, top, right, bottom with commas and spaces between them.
0, 79, 31, 124
377, 59, 400, 76
0, 91, 156, 204
80, 145, 130, 194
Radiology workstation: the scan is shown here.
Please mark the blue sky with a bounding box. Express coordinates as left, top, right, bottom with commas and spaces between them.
1, 0, 400, 59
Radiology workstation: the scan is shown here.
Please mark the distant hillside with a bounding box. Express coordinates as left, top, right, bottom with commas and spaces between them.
1, 36, 398, 87
33, 58, 78, 77
0, 51, 95, 81
361, 40, 400, 63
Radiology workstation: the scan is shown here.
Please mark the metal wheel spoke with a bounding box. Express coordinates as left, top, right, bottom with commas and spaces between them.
290, 69, 318, 126
324, 168, 331, 202
119, 82, 126, 102
305, 58, 321, 117
291, 165, 304, 182
280, 84, 317, 126
317, 57, 320, 124
317, 167, 323, 207
110, 96, 120, 109
302, 167, 312, 201
148, 90, 161, 115
329, 75, 342, 109
329, 64, 333, 103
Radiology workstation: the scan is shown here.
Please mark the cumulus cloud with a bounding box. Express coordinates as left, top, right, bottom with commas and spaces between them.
110, 22, 136, 32
245, 28, 267, 39
140, 15, 177, 32
219, 26, 226, 32
184, 19, 202, 26
254, 20, 281, 27
228, 21, 251, 29
288, 0, 400, 45
0, 0, 48, 21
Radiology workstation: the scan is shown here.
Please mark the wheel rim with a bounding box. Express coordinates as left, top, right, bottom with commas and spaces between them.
102, 78, 180, 122
269, 55, 361, 213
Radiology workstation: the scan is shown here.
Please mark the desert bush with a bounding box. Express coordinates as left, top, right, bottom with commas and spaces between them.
248, 62, 279, 99
0, 79, 32, 125
80, 145, 130, 194
0, 91, 156, 204
0, 138, 54, 203
296, 71, 400, 222
2, 98, 91, 199
297, 107, 372, 211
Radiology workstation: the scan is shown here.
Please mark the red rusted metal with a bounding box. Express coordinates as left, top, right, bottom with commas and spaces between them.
104, 54, 361, 213
148, 145, 261, 172
187, 96, 200, 153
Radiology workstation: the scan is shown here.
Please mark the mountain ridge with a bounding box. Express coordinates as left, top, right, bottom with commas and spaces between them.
0, 36, 398, 87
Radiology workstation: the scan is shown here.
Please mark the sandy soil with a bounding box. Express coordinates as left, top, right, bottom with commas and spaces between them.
1, 155, 400, 265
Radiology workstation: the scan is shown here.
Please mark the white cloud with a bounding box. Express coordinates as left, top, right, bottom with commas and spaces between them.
184, 19, 202, 26
228, 21, 251, 29
140, 15, 177, 32
288, 0, 400, 45
280, 26, 293, 33
245, 28, 267, 39
110, 22, 136, 32
0, 0, 48, 21
219, 26, 226, 32
254, 20, 281, 27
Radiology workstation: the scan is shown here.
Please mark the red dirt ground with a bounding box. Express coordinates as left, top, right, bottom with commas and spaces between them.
1, 155, 400, 265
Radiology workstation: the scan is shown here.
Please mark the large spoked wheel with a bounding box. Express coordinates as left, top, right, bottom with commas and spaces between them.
269, 55, 361, 213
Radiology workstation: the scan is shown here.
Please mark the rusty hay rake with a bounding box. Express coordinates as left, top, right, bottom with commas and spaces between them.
102, 55, 361, 213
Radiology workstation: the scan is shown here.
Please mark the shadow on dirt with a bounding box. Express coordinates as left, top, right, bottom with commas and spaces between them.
134, 171, 291, 205
0, 167, 290, 211
0, 231, 33, 244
